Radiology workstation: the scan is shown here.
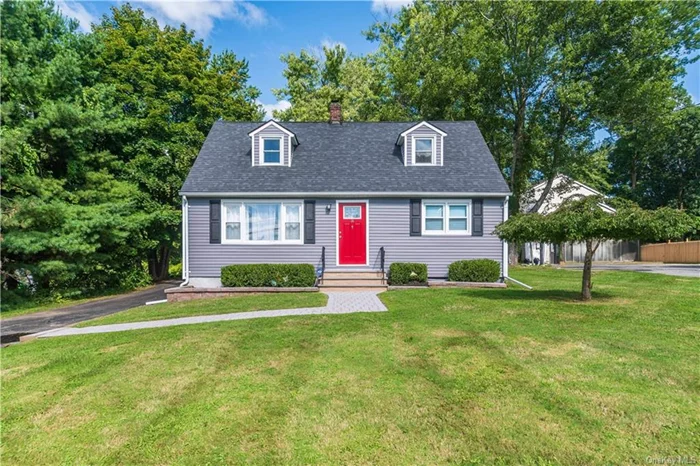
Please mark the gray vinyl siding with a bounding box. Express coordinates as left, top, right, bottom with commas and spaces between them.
187, 198, 505, 279
404, 128, 444, 166
188, 198, 331, 277
365, 198, 504, 277
252, 126, 291, 166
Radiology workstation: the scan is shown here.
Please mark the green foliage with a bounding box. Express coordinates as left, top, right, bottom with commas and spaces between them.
272, 45, 405, 121
92, 5, 263, 280
0, 1, 264, 301
388, 262, 428, 285
221, 264, 317, 288
496, 197, 696, 245
1, 0, 148, 293
447, 259, 501, 282
366, 1, 700, 212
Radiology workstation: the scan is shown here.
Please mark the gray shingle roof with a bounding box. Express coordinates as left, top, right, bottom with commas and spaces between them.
180, 121, 510, 195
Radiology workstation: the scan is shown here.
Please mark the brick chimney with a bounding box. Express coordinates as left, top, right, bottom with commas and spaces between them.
329, 101, 342, 124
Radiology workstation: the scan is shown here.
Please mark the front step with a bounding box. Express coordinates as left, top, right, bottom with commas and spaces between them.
320, 271, 387, 291
323, 271, 384, 279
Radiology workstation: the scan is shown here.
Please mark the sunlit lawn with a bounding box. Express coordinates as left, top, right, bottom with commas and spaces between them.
2, 267, 698, 465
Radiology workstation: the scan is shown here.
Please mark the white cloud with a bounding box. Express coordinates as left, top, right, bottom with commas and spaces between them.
135, 0, 269, 37
258, 100, 291, 120
55, 0, 97, 32
371, 0, 413, 14
321, 39, 347, 51
308, 38, 347, 62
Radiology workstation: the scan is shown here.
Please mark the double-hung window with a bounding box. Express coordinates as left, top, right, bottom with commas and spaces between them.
262, 138, 282, 165
422, 200, 471, 235
413, 136, 435, 165
222, 201, 303, 243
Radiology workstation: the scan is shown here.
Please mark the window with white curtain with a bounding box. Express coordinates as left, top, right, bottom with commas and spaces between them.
422, 200, 471, 235
222, 201, 303, 243
413, 136, 436, 165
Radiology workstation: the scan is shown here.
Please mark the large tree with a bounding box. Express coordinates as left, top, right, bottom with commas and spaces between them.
1, 0, 148, 298
367, 1, 700, 212
273, 45, 404, 122
496, 197, 696, 300
92, 5, 264, 280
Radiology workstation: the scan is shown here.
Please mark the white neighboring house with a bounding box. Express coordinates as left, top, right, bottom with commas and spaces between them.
521, 175, 638, 264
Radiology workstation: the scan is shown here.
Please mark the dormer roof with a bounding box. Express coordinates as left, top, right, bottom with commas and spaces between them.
248, 120, 299, 145
396, 121, 447, 145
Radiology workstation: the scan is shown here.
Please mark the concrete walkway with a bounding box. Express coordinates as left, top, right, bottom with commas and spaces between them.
27, 291, 387, 340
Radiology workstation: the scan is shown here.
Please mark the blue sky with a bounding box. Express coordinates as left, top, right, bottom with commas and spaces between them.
58, 1, 699, 119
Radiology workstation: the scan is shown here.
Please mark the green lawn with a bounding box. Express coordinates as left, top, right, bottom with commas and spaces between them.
77, 292, 328, 327
2, 268, 698, 465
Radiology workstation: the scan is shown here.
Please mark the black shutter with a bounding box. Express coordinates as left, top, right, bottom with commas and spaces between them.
304, 200, 315, 244
472, 199, 483, 236
210, 200, 221, 244
410, 199, 422, 236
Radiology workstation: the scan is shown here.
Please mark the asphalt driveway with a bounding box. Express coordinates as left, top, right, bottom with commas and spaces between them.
561, 263, 699, 278
1, 281, 180, 343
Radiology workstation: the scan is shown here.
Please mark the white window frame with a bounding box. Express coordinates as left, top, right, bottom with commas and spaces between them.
221, 200, 303, 244
261, 137, 283, 166
421, 200, 472, 236
411, 135, 437, 166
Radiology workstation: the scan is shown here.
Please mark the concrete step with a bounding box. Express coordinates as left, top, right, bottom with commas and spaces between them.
323, 271, 385, 279
321, 278, 385, 286
319, 284, 388, 292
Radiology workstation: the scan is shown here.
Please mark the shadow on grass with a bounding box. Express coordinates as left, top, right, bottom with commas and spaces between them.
458, 288, 617, 302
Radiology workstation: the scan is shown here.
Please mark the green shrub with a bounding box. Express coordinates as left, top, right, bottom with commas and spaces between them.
389, 262, 428, 285
221, 264, 316, 287
448, 259, 501, 282
169, 262, 182, 278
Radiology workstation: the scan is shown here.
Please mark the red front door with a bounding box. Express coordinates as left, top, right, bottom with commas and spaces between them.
338, 203, 367, 265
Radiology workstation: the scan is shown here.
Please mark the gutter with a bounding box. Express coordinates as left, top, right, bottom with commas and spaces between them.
179, 195, 190, 287
179, 191, 513, 198
502, 195, 509, 279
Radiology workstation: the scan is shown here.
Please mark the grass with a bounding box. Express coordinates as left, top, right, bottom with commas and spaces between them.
77, 292, 328, 327
2, 267, 698, 465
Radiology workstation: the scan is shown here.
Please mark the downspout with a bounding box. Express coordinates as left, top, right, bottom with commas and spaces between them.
179, 195, 190, 287
502, 196, 509, 279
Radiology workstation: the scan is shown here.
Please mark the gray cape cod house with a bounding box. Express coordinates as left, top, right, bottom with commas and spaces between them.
179, 104, 511, 288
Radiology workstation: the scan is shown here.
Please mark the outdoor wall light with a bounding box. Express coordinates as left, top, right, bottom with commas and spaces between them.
325, 203, 332, 214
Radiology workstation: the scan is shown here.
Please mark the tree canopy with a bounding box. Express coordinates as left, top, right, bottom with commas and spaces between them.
495, 197, 697, 299
1, 0, 262, 305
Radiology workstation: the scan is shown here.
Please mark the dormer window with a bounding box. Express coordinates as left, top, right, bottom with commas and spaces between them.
413, 137, 435, 165
248, 121, 298, 167
397, 121, 447, 167
262, 138, 282, 165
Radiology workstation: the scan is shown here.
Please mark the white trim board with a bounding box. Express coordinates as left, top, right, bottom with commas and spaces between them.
181, 192, 512, 198
335, 200, 370, 267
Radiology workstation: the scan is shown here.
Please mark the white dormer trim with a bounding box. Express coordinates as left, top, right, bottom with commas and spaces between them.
248, 120, 299, 145
397, 121, 447, 145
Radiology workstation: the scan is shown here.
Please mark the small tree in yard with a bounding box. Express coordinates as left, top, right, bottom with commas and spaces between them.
495, 197, 696, 300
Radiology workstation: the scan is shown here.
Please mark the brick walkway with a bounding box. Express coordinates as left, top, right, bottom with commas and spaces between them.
27, 292, 387, 339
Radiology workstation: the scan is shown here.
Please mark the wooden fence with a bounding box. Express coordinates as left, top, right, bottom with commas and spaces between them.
640, 240, 700, 264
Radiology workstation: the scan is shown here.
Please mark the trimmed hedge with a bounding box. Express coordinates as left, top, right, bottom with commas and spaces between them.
448, 259, 501, 282
389, 262, 428, 285
221, 264, 316, 288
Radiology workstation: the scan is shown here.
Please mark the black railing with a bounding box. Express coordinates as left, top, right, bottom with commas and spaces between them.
379, 247, 385, 284
320, 246, 326, 284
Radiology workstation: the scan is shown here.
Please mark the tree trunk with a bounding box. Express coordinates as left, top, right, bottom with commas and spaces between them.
148, 245, 171, 281
581, 240, 594, 301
